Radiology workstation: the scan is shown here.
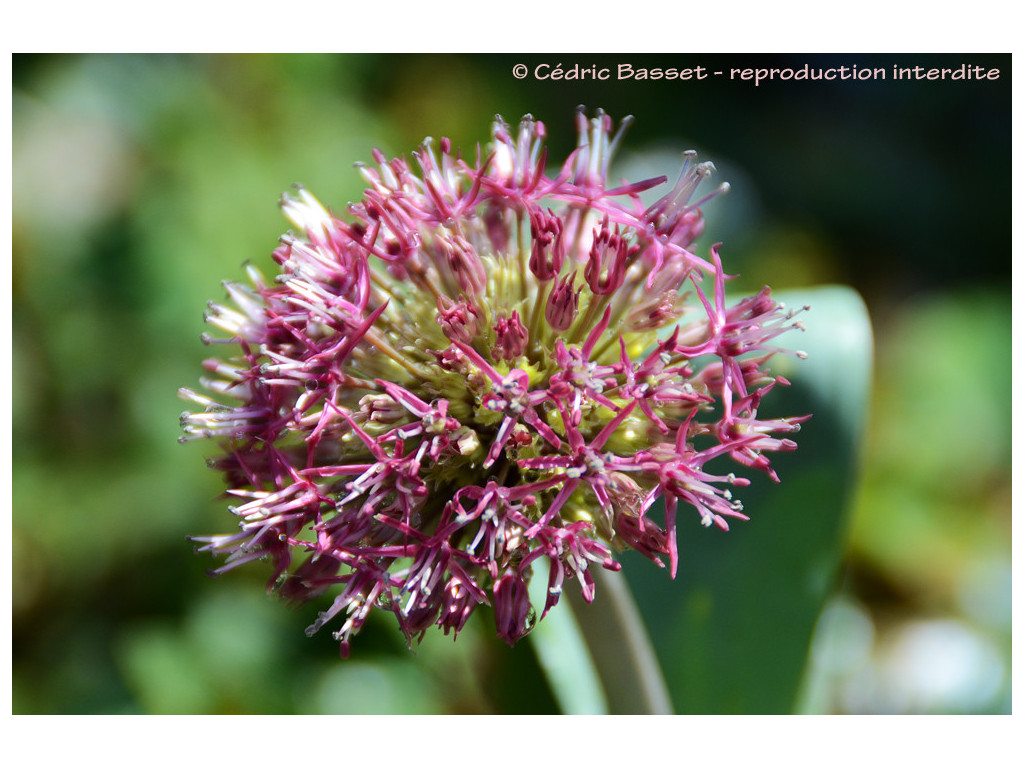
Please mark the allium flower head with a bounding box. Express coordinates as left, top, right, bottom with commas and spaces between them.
181, 109, 809, 656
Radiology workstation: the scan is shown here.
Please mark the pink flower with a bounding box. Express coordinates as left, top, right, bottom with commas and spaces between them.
181, 109, 809, 656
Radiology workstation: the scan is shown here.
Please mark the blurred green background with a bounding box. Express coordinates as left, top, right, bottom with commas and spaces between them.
11, 53, 1011, 714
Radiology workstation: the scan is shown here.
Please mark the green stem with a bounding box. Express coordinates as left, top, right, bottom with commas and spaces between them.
565, 567, 674, 714
530, 562, 673, 715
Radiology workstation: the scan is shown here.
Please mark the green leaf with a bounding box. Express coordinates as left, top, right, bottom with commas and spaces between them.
618, 284, 873, 713
527, 559, 610, 714
532, 285, 871, 713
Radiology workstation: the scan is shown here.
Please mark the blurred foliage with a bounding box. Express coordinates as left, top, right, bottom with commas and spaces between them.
810, 288, 1012, 713
12, 53, 1010, 714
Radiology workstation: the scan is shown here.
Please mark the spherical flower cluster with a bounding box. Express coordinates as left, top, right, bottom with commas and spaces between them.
180, 109, 809, 657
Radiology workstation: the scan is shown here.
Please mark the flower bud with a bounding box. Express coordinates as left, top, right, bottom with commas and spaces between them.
584, 218, 634, 295
492, 311, 529, 360
545, 271, 580, 332
436, 295, 482, 344
493, 572, 532, 646
528, 209, 564, 281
